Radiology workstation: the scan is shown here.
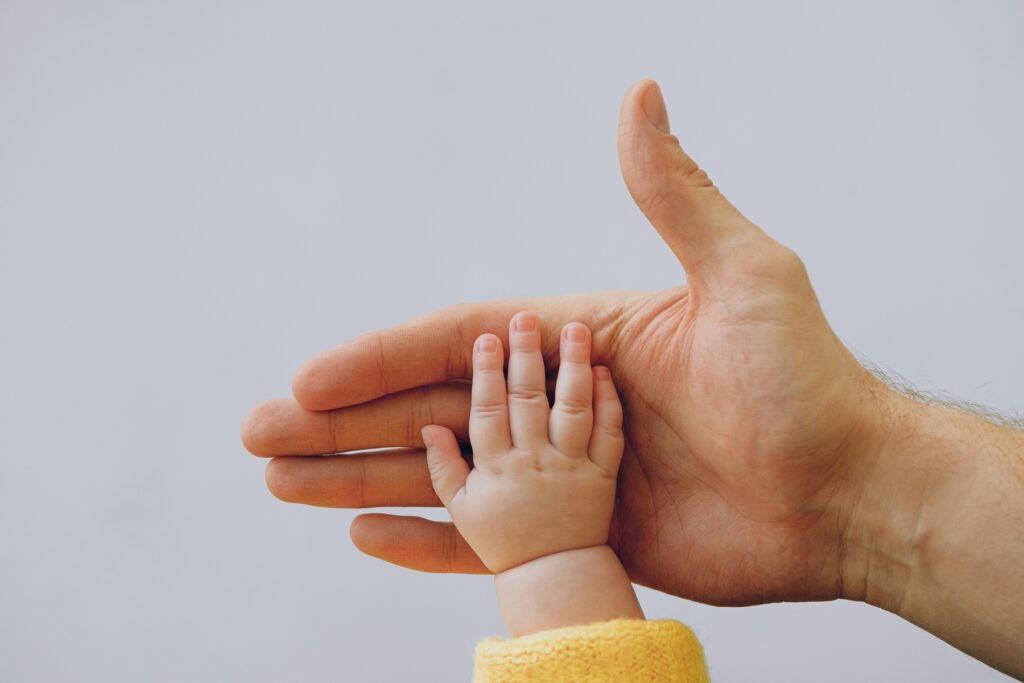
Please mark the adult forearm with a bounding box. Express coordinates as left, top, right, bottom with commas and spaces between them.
842, 390, 1024, 678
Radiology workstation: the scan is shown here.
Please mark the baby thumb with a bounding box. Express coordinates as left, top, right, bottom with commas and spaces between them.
421, 425, 469, 508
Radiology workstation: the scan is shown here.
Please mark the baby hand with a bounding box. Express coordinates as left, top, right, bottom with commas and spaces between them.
421, 311, 624, 573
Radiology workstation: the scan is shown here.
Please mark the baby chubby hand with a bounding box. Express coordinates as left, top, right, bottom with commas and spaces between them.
420, 311, 625, 574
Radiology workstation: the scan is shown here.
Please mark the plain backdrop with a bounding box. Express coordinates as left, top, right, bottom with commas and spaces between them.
1, 1, 1022, 681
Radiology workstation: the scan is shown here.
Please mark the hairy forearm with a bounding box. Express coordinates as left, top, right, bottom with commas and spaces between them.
494, 545, 645, 637
842, 390, 1024, 678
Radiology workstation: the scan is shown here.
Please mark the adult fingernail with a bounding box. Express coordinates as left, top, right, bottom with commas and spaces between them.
641, 81, 670, 134
565, 324, 587, 343
478, 336, 497, 353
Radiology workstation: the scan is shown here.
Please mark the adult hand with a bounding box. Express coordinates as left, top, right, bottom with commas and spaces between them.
243, 80, 881, 605
243, 80, 1024, 677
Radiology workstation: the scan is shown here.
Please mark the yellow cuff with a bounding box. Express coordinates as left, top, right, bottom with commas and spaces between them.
473, 619, 709, 683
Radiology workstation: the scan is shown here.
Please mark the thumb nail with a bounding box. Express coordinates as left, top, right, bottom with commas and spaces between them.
641, 81, 671, 134
420, 426, 434, 448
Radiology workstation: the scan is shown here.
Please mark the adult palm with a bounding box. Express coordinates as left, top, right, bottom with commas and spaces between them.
242, 80, 882, 606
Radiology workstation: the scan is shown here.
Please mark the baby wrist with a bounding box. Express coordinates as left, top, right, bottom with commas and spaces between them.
494, 545, 644, 637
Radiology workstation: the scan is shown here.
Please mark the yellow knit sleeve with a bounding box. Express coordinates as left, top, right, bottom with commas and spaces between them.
472, 619, 709, 683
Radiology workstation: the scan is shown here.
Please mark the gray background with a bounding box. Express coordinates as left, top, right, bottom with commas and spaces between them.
1, 1, 1021, 681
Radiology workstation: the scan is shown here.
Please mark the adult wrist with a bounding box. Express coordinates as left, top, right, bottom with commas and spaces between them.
839, 388, 1024, 676
837, 389, 934, 610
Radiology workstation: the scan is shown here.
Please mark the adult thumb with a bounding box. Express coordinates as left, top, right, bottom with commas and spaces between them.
618, 80, 761, 278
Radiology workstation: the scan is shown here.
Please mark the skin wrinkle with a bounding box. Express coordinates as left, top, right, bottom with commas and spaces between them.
829, 487, 853, 601
615, 287, 691, 356
592, 294, 632, 366
508, 388, 548, 404
373, 330, 390, 398
349, 456, 369, 509
896, 467, 934, 618
593, 412, 624, 443
409, 386, 435, 449
614, 382, 693, 591
770, 388, 868, 521
439, 318, 455, 382
621, 342, 847, 604
554, 393, 593, 417
446, 305, 469, 380
686, 339, 853, 504
855, 413, 917, 612
616, 334, 713, 492
626, 168, 671, 217
836, 453, 874, 603
327, 407, 341, 455
471, 403, 507, 419
616, 429, 660, 586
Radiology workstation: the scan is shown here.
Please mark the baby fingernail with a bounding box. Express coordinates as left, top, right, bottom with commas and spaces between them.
478, 336, 497, 353
565, 324, 587, 343
514, 314, 537, 333
594, 366, 610, 380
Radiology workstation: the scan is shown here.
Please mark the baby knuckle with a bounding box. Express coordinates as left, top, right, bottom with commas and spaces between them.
556, 397, 593, 417
428, 457, 454, 481
471, 402, 507, 419
507, 389, 548, 405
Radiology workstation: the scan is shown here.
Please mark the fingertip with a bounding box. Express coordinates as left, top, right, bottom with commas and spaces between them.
291, 357, 332, 411
420, 424, 437, 449
560, 323, 592, 364
639, 80, 670, 134
510, 310, 539, 334
622, 78, 654, 112
474, 332, 502, 355
562, 322, 591, 344
348, 515, 490, 574
473, 334, 505, 373
421, 424, 461, 456
619, 80, 760, 279
593, 366, 622, 404
240, 403, 265, 456
350, 513, 405, 557
620, 78, 670, 136
349, 513, 378, 551
240, 399, 287, 457
264, 457, 299, 503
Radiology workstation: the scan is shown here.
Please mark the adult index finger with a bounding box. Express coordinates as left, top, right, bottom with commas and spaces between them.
289, 293, 617, 412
